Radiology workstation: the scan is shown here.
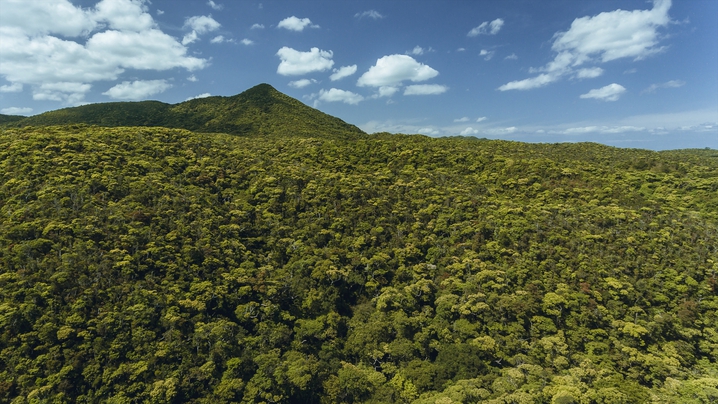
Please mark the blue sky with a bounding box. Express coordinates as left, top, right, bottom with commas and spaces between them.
1, 0, 716, 150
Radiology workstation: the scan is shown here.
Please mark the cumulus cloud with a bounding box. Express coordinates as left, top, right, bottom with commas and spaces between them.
580, 83, 626, 101
251, 23, 264, 29
182, 15, 221, 44
186, 92, 211, 101
93, 0, 155, 32
34, 82, 91, 104
0, 0, 97, 37
317, 88, 364, 105
480, 49, 495, 61
184, 15, 221, 34
505, 53, 518, 60
102, 79, 172, 100
207, 1, 223, 10
357, 55, 438, 87
468, 18, 504, 36
1, 106, 32, 115
476, 117, 487, 122
418, 127, 441, 136
288, 78, 317, 88
187, 75, 198, 82
329, 65, 357, 81
404, 84, 448, 95
355, 10, 384, 20
240, 38, 254, 45
460, 127, 479, 136
454, 117, 470, 123
642, 79, 685, 94
0, 83, 23, 93
0, 0, 207, 105
499, 0, 672, 91
278, 16, 319, 31
374, 86, 400, 98
276, 47, 334, 76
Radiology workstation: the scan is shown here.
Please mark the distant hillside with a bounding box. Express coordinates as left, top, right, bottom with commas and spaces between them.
2, 84, 365, 139
0, 114, 26, 125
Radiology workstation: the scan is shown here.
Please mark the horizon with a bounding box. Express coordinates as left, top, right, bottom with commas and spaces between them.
1, 0, 716, 150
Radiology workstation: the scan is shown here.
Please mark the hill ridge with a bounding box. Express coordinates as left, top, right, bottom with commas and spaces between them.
1, 83, 365, 139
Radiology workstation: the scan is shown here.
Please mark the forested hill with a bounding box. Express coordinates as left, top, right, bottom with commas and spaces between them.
1, 124, 717, 403
0, 84, 365, 139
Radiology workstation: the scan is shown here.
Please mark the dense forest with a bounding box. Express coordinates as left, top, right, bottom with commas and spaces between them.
1, 87, 717, 403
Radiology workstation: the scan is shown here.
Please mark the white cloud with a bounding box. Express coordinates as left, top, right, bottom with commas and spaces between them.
404, 84, 448, 95
480, 49, 495, 61
251, 23, 264, 29
553, 0, 671, 63
241, 38, 254, 45
575, 67, 604, 79
0, 83, 22, 93
187, 75, 198, 82
505, 53, 518, 60
276, 47, 334, 76
93, 0, 155, 32
460, 127, 479, 136
476, 116, 487, 122
0, 0, 97, 37
186, 92, 211, 101
498, 74, 558, 91
210, 35, 224, 44
1, 106, 32, 115
33, 82, 91, 104
157, 10, 164, 15
562, 125, 645, 134
355, 10, 384, 20
579, 83, 626, 101
184, 15, 221, 34
329, 65, 357, 81
642, 79, 685, 94
102, 79, 172, 100
410, 46, 424, 56
457, 48, 466, 52
317, 88, 364, 105
181, 31, 197, 45
278, 16, 319, 32
357, 55, 438, 87
0, 0, 205, 105
374, 86, 399, 98
418, 127, 441, 136
207, 1, 223, 10
468, 18, 504, 36
487, 126, 518, 135
182, 15, 221, 44
454, 117, 470, 122
86, 30, 207, 71
288, 78, 317, 88
499, 0, 672, 91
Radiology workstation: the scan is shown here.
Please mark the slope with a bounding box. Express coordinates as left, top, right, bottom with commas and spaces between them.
2, 83, 365, 139
1, 125, 717, 403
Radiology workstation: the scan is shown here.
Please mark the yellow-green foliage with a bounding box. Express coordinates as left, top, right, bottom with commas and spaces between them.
1, 125, 717, 403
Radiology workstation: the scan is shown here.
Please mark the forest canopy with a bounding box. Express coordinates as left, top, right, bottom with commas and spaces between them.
1, 117, 717, 403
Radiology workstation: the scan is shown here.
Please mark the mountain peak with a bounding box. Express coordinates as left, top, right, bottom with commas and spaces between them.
4, 84, 365, 139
